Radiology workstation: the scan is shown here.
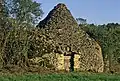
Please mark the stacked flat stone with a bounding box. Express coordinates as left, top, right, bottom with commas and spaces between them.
37, 3, 104, 72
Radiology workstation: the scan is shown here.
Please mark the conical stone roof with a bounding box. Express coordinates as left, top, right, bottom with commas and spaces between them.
37, 3, 104, 72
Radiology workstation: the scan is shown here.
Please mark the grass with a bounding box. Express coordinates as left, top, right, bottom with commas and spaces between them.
0, 72, 120, 81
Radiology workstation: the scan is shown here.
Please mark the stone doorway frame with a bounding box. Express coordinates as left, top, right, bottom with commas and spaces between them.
64, 52, 77, 72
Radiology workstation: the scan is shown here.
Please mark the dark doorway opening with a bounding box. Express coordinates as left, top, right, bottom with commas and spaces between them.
70, 53, 74, 72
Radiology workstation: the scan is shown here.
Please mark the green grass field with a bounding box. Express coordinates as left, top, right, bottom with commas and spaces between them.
0, 72, 120, 81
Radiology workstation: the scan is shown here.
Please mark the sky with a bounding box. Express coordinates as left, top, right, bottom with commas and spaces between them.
35, 0, 120, 24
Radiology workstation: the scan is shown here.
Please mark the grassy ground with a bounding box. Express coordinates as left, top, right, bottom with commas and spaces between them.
0, 72, 120, 81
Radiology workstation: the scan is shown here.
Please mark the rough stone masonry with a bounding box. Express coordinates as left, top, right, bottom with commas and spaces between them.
37, 3, 104, 72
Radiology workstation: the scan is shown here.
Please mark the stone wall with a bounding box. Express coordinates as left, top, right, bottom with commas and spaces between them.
37, 3, 104, 72
55, 54, 64, 70
74, 54, 80, 71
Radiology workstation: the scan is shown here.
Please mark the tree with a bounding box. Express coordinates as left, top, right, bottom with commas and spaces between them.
5, 0, 44, 26
0, 0, 9, 68
0, 0, 5, 23
0, 0, 44, 67
0, 0, 3, 15
0, 0, 5, 16
0, 0, 4, 68
76, 17, 87, 25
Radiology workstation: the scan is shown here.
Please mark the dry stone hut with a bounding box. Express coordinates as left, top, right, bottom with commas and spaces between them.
36, 3, 104, 72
